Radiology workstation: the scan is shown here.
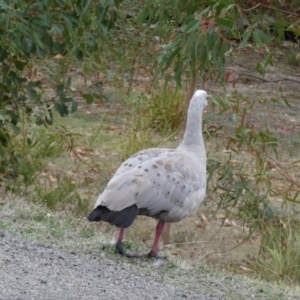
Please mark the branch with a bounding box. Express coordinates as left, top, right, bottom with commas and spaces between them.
236, 73, 300, 84
238, 3, 300, 17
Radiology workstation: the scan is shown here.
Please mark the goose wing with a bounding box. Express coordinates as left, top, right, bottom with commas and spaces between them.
95, 149, 206, 221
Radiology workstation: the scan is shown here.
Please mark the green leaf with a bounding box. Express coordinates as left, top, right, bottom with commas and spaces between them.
138, 7, 150, 24
263, 205, 278, 219
53, 24, 63, 35
36, 46, 44, 58
24, 38, 33, 52
66, 77, 72, 88
82, 0, 91, 14
240, 30, 251, 48
53, 42, 64, 53
10, 124, 20, 134
86, 38, 95, 47
256, 28, 271, 44
75, 48, 83, 61
56, 84, 64, 95
160, 47, 181, 70
82, 93, 94, 104
59, 95, 72, 103
162, 40, 181, 52
33, 31, 44, 49
55, 0, 65, 7
54, 103, 68, 117
215, 18, 235, 27
193, 1, 215, 8
253, 28, 261, 44
62, 12, 78, 27
28, 88, 37, 100
183, 19, 200, 33
0, 113, 5, 121
0, 143, 4, 157
71, 100, 78, 113
14, 60, 27, 71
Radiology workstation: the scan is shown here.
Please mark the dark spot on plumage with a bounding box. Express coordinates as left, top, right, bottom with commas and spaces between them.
167, 191, 170, 195
135, 192, 138, 196
157, 173, 160, 176
176, 181, 179, 184
138, 157, 143, 161
164, 164, 172, 171
156, 160, 163, 166
173, 178, 175, 181
138, 166, 142, 168
129, 164, 132, 167
167, 174, 170, 178
144, 168, 149, 172
183, 185, 186, 189
152, 165, 158, 169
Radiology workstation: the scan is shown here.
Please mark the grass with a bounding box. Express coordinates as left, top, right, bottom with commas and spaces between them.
250, 220, 300, 284
286, 49, 300, 67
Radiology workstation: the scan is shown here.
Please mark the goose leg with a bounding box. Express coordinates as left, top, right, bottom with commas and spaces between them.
146, 220, 166, 258
115, 228, 137, 258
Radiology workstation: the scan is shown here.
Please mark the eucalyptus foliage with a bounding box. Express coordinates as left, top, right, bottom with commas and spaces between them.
140, 0, 299, 86
0, 0, 120, 177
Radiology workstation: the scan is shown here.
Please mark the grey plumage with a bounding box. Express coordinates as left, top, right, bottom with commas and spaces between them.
88, 90, 207, 257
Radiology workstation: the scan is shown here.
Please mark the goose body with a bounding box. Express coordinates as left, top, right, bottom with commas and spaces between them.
88, 90, 207, 257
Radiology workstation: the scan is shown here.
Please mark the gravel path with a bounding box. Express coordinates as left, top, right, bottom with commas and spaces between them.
0, 232, 202, 300
1, 231, 299, 300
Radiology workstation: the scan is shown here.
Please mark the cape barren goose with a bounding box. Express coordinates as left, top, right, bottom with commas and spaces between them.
88, 90, 207, 258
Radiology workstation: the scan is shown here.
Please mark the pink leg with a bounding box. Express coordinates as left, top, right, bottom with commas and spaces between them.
149, 221, 165, 257
117, 228, 125, 242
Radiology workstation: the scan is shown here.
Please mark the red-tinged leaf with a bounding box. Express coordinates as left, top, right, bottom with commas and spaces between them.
225, 72, 231, 84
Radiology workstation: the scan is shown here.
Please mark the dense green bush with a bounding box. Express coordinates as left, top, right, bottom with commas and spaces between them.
0, 0, 121, 179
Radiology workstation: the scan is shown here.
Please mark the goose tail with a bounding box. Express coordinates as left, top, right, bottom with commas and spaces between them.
87, 205, 139, 228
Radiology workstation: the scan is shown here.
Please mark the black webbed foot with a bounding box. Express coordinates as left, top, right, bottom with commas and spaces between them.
115, 240, 139, 258
145, 251, 168, 260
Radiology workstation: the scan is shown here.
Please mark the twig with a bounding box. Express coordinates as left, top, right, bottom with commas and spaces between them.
238, 3, 300, 17
127, 57, 136, 94
237, 73, 300, 84
187, 74, 196, 106
263, 154, 300, 190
